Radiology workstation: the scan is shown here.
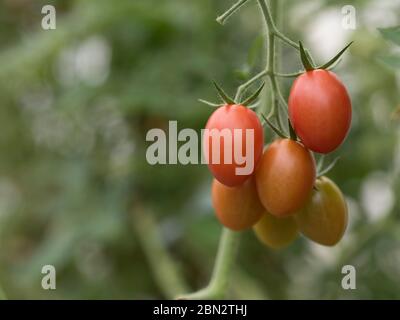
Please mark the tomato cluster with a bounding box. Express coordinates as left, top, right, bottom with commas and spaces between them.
203, 69, 351, 248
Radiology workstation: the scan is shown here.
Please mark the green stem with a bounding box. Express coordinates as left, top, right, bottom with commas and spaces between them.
177, 229, 240, 300
235, 0, 318, 102
274, 30, 299, 49
258, 0, 283, 129
216, 0, 252, 25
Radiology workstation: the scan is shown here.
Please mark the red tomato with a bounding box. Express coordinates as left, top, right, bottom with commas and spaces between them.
212, 177, 264, 231
204, 104, 264, 187
288, 70, 351, 154
255, 139, 316, 217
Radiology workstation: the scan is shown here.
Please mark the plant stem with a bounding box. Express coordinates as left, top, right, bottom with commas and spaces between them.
177, 228, 240, 300
234, 0, 318, 100
257, 0, 284, 129
216, 0, 252, 25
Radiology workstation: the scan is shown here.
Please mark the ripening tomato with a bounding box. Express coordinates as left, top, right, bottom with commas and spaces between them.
211, 177, 264, 231
253, 212, 298, 249
288, 70, 351, 154
255, 139, 316, 217
204, 104, 264, 187
295, 176, 348, 246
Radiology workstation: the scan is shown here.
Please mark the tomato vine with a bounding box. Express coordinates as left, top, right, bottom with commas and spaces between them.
179, 0, 352, 299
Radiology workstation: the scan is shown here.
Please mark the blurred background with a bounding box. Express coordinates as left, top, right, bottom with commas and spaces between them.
0, 0, 399, 299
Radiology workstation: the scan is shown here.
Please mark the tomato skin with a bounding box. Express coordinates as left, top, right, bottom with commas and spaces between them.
253, 212, 298, 249
255, 139, 316, 217
288, 70, 351, 154
212, 177, 264, 231
204, 104, 264, 187
295, 176, 348, 246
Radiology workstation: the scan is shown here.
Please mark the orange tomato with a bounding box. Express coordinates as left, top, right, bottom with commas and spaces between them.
255, 139, 316, 217
211, 177, 264, 231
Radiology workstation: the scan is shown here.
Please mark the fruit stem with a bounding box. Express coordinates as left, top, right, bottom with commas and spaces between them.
177, 228, 240, 299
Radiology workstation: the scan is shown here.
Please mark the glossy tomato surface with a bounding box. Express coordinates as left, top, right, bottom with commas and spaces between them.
204, 104, 264, 187
253, 212, 298, 249
255, 139, 316, 217
288, 70, 351, 154
212, 177, 264, 231
295, 176, 348, 246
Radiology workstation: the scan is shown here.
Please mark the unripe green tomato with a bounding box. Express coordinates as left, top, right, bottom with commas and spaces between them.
253, 212, 298, 249
295, 176, 348, 246
212, 177, 264, 231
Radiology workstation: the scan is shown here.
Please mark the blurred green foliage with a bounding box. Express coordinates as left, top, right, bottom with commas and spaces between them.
0, 0, 399, 299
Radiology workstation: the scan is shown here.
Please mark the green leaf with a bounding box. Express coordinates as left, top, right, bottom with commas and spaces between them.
377, 55, 400, 69
318, 157, 340, 177
240, 82, 265, 106
212, 81, 236, 105
378, 26, 400, 46
261, 114, 287, 139
319, 42, 353, 70
288, 118, 297, 140
299, 41, 314, 71
198, 99, 222, 107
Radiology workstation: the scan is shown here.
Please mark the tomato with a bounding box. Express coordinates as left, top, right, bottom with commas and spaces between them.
211, 177, 264, 231
288, 70, 351, 154
295, 176, 348, 246
204, 104, 264, 187
255, 139, 316, 217
253, 212, 298, 249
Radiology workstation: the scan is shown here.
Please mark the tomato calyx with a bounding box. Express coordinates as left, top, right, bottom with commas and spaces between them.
288, 118, 297, 141
261, 114, 287, 139
199, 81, 265, 109
319, 41, 353, 70
299, 41, 315, 71
240, 82, 265, 106
261, 114, 298, 142
213, 81, 235, 105
298, 41, 354, 73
